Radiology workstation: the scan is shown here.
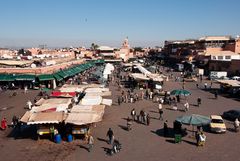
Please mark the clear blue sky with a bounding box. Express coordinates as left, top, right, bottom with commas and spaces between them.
0, 0, 240, 48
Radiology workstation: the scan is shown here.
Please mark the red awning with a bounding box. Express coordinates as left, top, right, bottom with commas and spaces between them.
51, 91, 76, 97
41, 107, 57, 112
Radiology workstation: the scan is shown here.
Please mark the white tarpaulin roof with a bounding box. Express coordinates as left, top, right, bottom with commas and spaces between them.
31, 98, 72, 113
85, 91, 111, 97
151, 75, 164, 82
80, 96, 102, 105
70, 105, 105, 114
134, 65, 164, 82
59, 86, 83, 93
131, 73, 164, 82
136, 65, 151, 75
103, 63, 114, 78
101, 99, 112, 106
84, 87, 111, 97
217, 80, 240, 87
85, 87, 109, 93
131, 73, 150, 80
65, 112, 103, 125
25, 112, 66, 125
65, 105, 105, 125
59, 84, 104, 93
35, 98, 71, 106
35, 98, 45, 106
20, 111, 31, 123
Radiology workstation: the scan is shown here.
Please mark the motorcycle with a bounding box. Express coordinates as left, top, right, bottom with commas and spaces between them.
109, 140, 122, 155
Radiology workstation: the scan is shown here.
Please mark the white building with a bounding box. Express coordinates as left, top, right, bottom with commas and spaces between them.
207, 51, 240, 61
97, 46, 115, 59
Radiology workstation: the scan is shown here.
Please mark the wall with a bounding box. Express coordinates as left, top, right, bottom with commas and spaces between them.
0, 49, 16, 56
206, 47, 222, 53
235, 39, 240, 54
208, 60, 240, 76
224, 43, 235, 52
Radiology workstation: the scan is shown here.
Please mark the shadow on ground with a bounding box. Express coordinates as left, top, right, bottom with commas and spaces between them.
151, 128, 175, 138
97, 137, 109, 144
79, 145, 89, 152
118, 125, 129, 131
7, 125, 38, 140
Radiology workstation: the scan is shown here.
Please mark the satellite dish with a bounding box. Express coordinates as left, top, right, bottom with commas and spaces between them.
31, 63, 36, 68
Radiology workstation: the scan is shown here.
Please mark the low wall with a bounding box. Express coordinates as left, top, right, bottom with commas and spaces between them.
0, 59, 85, 74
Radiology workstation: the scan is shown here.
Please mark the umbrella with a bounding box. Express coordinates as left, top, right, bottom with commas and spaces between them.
175, 114, 210, 126
176, 114, 211, 136
170, 89, 191, 96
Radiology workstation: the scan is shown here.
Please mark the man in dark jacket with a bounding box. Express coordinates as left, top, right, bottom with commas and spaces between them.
164, 120, 168, 137
107, 128, 114, 144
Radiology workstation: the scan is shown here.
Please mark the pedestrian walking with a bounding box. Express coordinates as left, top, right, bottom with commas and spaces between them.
1, 118, 7, 130
158, 102, 162, 111
146, 114, 150, 126
118, 96, 121, 106
27, 100, 32, 110
87, 135, 94, 152
184, 101, 189, 112
159, 108, 163, 120
200, 75, 203, 82
234, 118, 240, 132
126, 117, 132, 131
163, 120, 168, 137
150, 91, 153, 100
176, 95, 180, 102
196, 83, 199, 88
131, 108, 136, 121
130, 96, 134, 103
195, 130, 200, 146
141, 91, 144, 100
107, 128, 114, 144
24, 86, 28, 94
214, 91, 218, 99
160, 97, 164, 104
197, 97, 201, 107
140, 110, 144, 123
125, 95, 128, 103
12, 115, 18, 127
145, 90, 149, 100
204, 83, 207, 89
143, 111, 147, 125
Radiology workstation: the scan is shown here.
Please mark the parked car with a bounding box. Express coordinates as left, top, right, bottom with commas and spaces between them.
231, 76, 240, 81
223, 110, 240, 121
210, 115, 226, 133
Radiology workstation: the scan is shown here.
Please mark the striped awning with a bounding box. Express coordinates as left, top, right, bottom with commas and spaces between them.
38, 74, 55, 81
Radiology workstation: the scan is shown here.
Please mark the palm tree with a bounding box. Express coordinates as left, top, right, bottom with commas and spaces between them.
91, 43, 99, 51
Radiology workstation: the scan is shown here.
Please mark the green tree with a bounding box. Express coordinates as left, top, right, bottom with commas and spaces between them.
134, 47, 143, 52
91, 43, 99, 51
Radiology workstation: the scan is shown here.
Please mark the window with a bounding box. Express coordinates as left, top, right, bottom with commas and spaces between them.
212, 56, 216, 60
218, 56, 223, 60
225, 56, 231, 59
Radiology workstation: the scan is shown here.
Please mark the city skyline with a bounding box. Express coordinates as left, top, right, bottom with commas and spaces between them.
0, 0, 240, 48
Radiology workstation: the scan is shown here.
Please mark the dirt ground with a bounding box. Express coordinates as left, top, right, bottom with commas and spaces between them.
0, 71, 240, 161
